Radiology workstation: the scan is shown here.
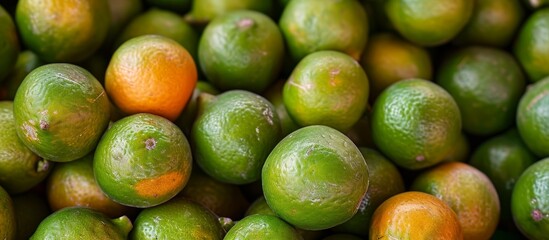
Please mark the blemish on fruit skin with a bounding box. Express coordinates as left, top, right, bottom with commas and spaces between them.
23, 122, 38, 141
134, 172, 185, 198
237, 18, 254, 28
39, 120, 49, 130
416, 155, 425, 162
145, 138, 156, 150
532, 209, 544, 222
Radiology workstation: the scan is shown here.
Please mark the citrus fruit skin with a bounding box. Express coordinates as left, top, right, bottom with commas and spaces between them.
517, 76, 549, 157
371, 78, 462, 170
411, 162, 500, 240
511, 157, 549, 239
5, 50, 44, 100
192, 90, 281, 185
262, 125, 369, 231
361, 33, 432, 101
514, 8, 549, 82
15, 0, 110, 63
245, 196, 276, 216
470, 128, 536, 225
453, 0, 525, 47
185, 0, 272, 25
47, 154, 132, 218
283, 50, 369, 133
0, 101, 52, 194
94, 113, 193, 208
0, 4, 19, 82
105, 35, 197, 121
198, 10, 284, 93
224, 214, 302, 240
385, 0, 473, 46
332, 148, 405, 237
0, 186, 16, 240
279, 0, 368, 62
131, 197, 224, 240
114, 8, 198, 60
369, 191, 463, 239
30, 207, 132, 240
13, 63, 110, 162
436, 46, 526, 136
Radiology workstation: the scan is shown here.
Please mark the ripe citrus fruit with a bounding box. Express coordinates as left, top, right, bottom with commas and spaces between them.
94, 113, 193, 208
31, 207, 132, 240
0, 4, 19, 82
361, 33, 432, 101
511, 157, 549, 239
514, 8, 549, 82
105, 35, 197, 121
453, 0, 525, 47
185, 0, 272, 25
0, 185, 16, 240
332, 148, 405, 237
224, 214, 301, 240
385, 0, 473, 46
178, 170, 250, 219
13, 63, 110, 162
114, 8, 199, 60
436, 46, 526, 136
5, 50, 43, 100
0, 101, 52, 194
131, 197, 225, 240
192, 90, 281, 184
470, 128, 536, 226
15, 0, 110, 62
371, 78, 462, 170
47, 154, 133, 218
369, 191, 463, 239
517, 76, 549, 157
199, 10, 284, 93
411, 162, 500, 240
12, 192, 51, 240
262, 125, 369, 230
283, 50, 369, 132
279, 0, 368, 62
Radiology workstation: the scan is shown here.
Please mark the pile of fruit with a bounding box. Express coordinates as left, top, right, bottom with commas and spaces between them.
1, 0, 549, 239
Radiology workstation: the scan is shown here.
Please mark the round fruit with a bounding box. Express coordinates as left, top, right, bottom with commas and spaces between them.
470, 128, 536, 225
13, 63, 110, 162
15, 0, 110, 62
262, 125, 369, 230
198, 10, 284, 93
332, 148, 405, 237
192, 90, 281, 184
224, 214, 301, 240
385, 0, 473, 46
0, 101, 52, 194
131, 197, 224, 240
514, 8, 549, 82
114, 8, 198, 59
411, 162, 500, 240
436, 46, 526, 136
105, 35, 197, 121
279, 0, 368, 62
0, 186, 15, 240
361, 33, 432, 101
0, 4, 19, 82
517, 76, 549, 157
453, 0, 525, 47
94, 113, 192, 208
371, 78, 462, 170
369, 191, 463, 239
30, 207, 132, 240
511, 157, 549, 239
283, 50, 369, 132
47, 154, 132, 217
